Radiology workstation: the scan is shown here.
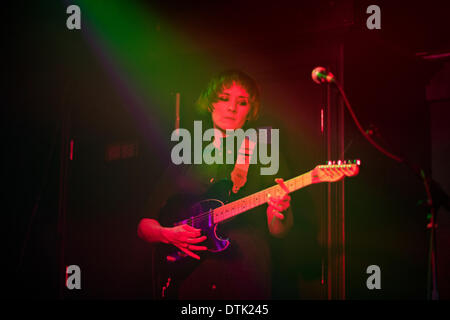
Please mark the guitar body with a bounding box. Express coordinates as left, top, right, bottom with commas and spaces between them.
159, 179, 235, 258
168, 197, 230, 260
156, 179, 236, 298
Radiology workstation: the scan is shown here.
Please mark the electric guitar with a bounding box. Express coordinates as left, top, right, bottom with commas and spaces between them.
159, 160, 360, 261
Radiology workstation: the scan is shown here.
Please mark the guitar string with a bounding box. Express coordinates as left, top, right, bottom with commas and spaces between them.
186, 188, 272, 225
185, 179, 300, 225
185, 174, 311, 225
186, 186, 280, 225
182, 167, 352, 226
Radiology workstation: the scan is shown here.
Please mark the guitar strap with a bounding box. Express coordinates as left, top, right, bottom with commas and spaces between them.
230, 135, 256, 194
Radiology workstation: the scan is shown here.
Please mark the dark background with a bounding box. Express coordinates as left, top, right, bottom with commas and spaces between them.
6, 0, 450, 299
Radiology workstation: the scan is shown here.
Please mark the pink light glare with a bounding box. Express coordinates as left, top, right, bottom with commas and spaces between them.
70, 140, 74, 160
321, 108, 324, 133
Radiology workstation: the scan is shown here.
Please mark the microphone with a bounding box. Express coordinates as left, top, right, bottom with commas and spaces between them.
311, 67, 335, 84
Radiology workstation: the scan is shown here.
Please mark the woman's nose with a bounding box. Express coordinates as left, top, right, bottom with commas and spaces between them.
227, 100, 237, 112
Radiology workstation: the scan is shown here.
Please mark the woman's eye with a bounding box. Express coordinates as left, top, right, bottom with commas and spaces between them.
239, 101, 248, 106
219, 96, 228, 101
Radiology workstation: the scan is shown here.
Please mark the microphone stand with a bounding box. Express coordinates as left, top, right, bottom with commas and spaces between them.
321, 73, 442, 300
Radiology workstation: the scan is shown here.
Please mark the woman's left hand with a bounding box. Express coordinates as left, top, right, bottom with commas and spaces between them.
267, 178, 291, 219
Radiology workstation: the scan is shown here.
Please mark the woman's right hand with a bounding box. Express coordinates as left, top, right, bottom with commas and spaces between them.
161, 224, 207, 260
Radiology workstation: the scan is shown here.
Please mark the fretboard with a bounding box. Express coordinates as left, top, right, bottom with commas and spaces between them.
213, 171, 313, 224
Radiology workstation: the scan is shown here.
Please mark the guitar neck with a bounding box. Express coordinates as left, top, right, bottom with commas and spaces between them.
213, 170, 314, 224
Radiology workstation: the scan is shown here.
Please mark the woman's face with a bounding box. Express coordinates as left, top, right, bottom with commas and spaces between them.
211, 81, 251, 132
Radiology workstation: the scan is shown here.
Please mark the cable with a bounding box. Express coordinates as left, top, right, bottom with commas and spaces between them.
334, 81, 404, 163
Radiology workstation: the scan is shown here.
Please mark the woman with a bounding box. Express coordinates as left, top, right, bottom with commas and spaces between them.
137, 70, 293, 299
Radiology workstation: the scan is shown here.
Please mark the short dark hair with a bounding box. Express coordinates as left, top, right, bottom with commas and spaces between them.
196, 70, 260, 122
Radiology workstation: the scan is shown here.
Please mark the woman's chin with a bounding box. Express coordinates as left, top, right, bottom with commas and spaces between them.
216, 124, 235, 131
217, 122, 244, 131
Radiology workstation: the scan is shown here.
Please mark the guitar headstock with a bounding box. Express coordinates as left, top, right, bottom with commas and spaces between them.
312, 159, 360, 183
